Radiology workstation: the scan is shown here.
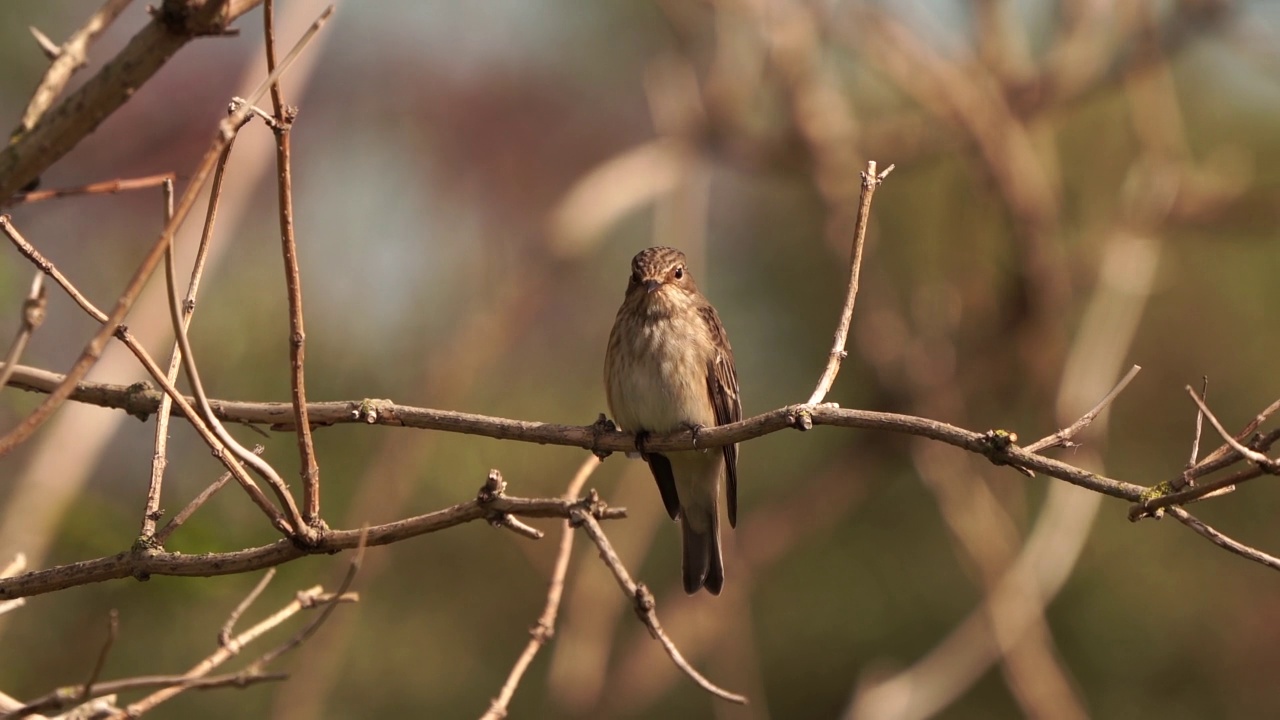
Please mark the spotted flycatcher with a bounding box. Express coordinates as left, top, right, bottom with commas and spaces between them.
605, 246, 740, 595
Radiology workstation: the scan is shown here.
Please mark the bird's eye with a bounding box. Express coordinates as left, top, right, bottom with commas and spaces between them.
673, 266, 684, 280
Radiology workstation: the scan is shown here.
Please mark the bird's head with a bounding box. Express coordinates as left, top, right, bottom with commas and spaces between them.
625, 246, 699, 312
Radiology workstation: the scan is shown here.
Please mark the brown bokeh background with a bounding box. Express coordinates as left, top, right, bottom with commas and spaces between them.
3, 1, 1280, 718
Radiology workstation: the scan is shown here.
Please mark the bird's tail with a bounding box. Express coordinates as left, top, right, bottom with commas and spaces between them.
681, 509, 724, 595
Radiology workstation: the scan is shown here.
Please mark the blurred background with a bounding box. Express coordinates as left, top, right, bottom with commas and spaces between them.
2, 0, 1280, 718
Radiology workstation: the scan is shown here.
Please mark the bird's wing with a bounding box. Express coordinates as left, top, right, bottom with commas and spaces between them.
701, 304, 741, 528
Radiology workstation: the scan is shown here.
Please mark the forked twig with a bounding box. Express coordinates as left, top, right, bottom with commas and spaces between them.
483, 457, 603, 719
0, 273, 46, 396
1185, 387, 1279, 471
572, 509, 747, 705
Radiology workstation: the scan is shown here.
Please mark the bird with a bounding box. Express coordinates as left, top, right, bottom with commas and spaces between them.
604, 246, 740, 595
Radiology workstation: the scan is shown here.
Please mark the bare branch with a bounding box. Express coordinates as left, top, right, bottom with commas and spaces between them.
1, 364, 1151, 502
155, 446, 265, 545
0, 493, 625, 601
1170, 507, 1280, 573
1, 0, 267, 202
0, 218, 294, 536
0, 3, 334, 456
220, 569, 277, 649
79, 609, 120, 702
572, 506, 746, 705
483, 457, 602, 719
1023, 364, 1143, 453
8, 172, 176, 206
16, 0, 135, 137
808, 161, 894, 405
263, 0, 323, 527
1185, 386, 1279, 471
0, 273, 47, 398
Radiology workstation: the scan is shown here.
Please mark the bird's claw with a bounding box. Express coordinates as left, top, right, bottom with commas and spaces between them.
684, 423, 706, 450
634, 430, 651, 460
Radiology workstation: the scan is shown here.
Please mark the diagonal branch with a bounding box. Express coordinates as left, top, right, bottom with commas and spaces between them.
808, 160, 894, 405
571, 507, 747, 705
1, 0, 267, 202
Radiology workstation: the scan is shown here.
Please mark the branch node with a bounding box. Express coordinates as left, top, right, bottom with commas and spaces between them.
977, 429, 1034, 476
478, 469, 506, 504
589, 413, 618, 459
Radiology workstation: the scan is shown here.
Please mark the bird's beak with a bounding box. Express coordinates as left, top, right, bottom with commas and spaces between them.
643, 279, 662, 294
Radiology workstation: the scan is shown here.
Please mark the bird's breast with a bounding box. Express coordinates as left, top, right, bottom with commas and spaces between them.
608, 316, 715, 434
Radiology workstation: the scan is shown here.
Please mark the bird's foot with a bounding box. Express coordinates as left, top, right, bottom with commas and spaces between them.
684, 422, 706, 450
634, 430, 652, 460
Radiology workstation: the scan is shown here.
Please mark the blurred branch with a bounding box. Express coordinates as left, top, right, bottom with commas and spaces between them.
0, 5, 332, 461
1, 0, 267, 202
483, 457, 602, 720
7, 172, 176, 206
0, 273, 47, 398
15, 0, 134, 137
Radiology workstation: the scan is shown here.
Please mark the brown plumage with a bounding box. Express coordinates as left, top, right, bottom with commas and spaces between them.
604, 246, 740, 594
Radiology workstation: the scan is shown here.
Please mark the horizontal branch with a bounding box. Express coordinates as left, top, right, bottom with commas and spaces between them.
3, 363, 1147, 502
0, 493, 624, 601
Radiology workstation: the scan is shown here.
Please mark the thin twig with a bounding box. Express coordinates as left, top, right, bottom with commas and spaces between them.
141, 179, 179, 538
1188, 376, 1208, 468
264, 0, 323, 527
155, 445, 265, 545
0, 3, 334, 458
1185, 386, 1278, 470
220, 569, 277, 649
16, 0, 135, 135
10, 670, 287, 717
1, 218, 293, 536
249, 526, 367, 669
483, 457, 602, 720
0, 273, 47, 396
161, 172, 310, 540
8, 172, 176, 206
1023, 364, 1142, 453
0, 0, 268, 201
29, 25, 62, 60
117, 578, 357, 718
808, 161, 894, 405
1170, 507, 1280, 572
79, 609, 120, 701
572, 507, 747, 705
